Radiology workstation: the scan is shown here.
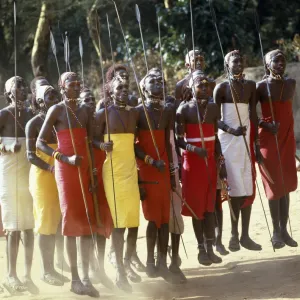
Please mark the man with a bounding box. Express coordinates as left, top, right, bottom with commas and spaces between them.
26, 85, 69, 286
37, 72, 99, 297
96, 64, 138, 111
175, 50, 206, 107
30, 76, 69, 273
0, 76, 38, 294
135, 69, 183, 284
214, 50, 262, 252
94, 72, 141, 293
148, 68, 185, 278
80, 87, 114, 289
257, 49, 297, 249
176, 70, 225, 266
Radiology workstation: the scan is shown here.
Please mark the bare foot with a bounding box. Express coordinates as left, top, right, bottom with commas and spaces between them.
22, 276, 39, 295
2, 276, 27, 295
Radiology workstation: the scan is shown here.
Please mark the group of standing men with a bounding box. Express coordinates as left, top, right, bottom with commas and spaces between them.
0, 47, 297, 298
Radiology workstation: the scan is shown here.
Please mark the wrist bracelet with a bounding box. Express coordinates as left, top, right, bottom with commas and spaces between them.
100, 143, 106, 151
186, 144, 196, 152
92, 168, 98, 175
144, 155, 154, 165
219, 155, 225, 166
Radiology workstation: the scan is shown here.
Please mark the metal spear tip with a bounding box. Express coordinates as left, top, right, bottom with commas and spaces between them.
135, 4, 141, 23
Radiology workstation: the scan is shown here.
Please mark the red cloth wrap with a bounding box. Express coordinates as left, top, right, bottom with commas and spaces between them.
242, 120, 256, 208
181, 124, 217, 219
94, 148, 113, 238
259, 101, 297, 200
136, 130, 170, 228
55, 128, 96, 236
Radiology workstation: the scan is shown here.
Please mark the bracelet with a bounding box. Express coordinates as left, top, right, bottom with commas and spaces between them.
54, 151, 62, 161
223, 125, 230, 133
49, 166, 55, 173
144, 155, 154, 165
100, 142, 106, 151
169, 162, 176, 175
219, 155, 225, 166
186, 144, 196, 152
92, 168, 98, 175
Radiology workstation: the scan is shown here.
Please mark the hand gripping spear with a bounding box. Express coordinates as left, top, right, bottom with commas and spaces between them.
135, 4, 149, 73
254, 11, 293, 237
209, 0, 274, 250
49, 29, 98, 245
95, 13, 118, 228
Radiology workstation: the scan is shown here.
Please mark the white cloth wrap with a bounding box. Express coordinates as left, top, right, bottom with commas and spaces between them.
0, 137, 34, 231
169, 130, 184, 234
218, 103, 253, 197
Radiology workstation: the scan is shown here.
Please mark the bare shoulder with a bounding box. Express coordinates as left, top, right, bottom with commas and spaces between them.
25, 115, 42, 133
285, 77, 296, 86
215, 81, 228, 92
246, 79, 256, 89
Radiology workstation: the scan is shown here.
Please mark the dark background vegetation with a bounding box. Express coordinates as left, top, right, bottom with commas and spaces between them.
0, 0, 299, 97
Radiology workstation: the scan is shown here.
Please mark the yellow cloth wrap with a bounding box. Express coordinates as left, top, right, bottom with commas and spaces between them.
102, 133, 140, 228
29, 144, 61, 235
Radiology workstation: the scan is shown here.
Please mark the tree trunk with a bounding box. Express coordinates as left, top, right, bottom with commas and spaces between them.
31, 1, 53, 77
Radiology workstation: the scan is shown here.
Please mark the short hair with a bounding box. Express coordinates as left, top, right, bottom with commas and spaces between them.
105, 64, 129, 83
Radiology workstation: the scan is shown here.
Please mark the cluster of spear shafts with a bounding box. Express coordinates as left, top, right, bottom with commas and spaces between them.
11, 0, 293, 255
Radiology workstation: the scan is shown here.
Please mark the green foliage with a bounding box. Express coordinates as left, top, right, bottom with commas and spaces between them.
0, 0, 299, 95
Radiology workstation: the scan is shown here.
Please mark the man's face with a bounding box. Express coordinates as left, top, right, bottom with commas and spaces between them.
227, 55, 244, 75
80, 91, 96, 111
10, 80, 28, 103
111, 79, 128, 107
194, 77, 210, 101
268, 54, 286, 76
186, 53, 205, 71
144, 75, 163, 98
43, 90, 60, 109
63, 75, 81, 99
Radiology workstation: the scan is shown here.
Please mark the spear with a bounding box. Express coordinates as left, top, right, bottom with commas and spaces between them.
95, 12, 118, 227
49, 28, 97, 242
188, 0, 215, 213
157, 11, 189, 258
112, 0, 161, 160
13, 1, 18, 143
106, 14, 115, 75
157, 13, 166, 103
79, 36, 84, 87
64, 31, 71, 72
209, 0, 274, 250
135, 4, 149, 72
254, 10, 292, 236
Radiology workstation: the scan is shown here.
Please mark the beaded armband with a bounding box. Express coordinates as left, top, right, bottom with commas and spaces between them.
53, 151, 63, 161
144, 155, 154, 165
169, 162, 176, 176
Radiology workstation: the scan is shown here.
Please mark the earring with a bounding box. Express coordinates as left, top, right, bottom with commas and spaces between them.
40, 102, 45, 108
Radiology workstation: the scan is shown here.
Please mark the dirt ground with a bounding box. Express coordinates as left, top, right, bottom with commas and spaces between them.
0, 167, 299, 300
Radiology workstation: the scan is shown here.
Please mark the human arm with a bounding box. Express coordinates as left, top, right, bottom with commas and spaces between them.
134, 109, 166, 172
165, 109, 176, 190
25, 119, 53, 172
214, 83, 246, 136
93, 108, 113, 152
214, 105, 227, 179
36, 106, 82, 166
175, 104, 207, 158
